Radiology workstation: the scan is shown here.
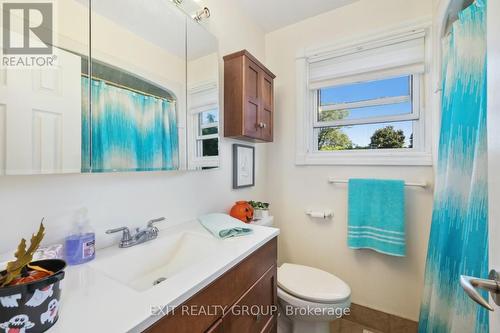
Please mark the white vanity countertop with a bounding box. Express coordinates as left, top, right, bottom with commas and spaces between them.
48, 220, 279, 333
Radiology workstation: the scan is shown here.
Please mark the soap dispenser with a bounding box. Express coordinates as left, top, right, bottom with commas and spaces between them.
64, 208, 95, 265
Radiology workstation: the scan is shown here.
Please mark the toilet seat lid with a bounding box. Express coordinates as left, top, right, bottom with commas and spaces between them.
277, 263, 351, 303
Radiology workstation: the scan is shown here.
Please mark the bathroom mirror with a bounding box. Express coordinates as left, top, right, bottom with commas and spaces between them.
88, 0, 187, 172
0, 0, 220, 175
186, 14, 220, 170
0, 0, 90, 175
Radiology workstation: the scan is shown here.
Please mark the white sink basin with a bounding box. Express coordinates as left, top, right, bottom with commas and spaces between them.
90, 231, 221, 292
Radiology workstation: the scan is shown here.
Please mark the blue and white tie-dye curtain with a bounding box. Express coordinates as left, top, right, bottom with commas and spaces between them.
418, 1, 488, 332
81, 77, 179, 172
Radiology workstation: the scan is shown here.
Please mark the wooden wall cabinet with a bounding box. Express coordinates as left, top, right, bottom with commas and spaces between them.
224, 50, 276, 142
144, 238, 278, 333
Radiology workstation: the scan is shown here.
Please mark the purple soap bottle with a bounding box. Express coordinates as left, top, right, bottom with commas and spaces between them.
65, 208, 95, 265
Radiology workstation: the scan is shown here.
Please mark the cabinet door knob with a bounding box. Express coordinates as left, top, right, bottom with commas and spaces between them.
257, 122, 265, 128
262, 123, 267, 129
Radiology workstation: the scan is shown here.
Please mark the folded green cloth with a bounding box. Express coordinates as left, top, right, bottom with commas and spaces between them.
198, 213, 253, 239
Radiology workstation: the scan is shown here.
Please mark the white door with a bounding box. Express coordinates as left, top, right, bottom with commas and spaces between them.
488, 0, 500, 329
0, 47, 81, 175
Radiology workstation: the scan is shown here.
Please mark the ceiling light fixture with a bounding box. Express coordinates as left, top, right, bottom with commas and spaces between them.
194, 7, 210, 22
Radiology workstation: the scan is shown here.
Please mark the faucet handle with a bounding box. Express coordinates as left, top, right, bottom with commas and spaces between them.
106, 227, 132, 241
147, 217, 166, 228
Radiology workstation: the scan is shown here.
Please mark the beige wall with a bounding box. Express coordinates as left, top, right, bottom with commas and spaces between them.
188, 53, 218, 85
0, 0, 268, 254
265, 0, 434, 320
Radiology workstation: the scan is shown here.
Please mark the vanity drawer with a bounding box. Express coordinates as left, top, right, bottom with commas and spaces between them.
144, 237, 277, 333
219, 265, 277, 333
206, 315, 276, 333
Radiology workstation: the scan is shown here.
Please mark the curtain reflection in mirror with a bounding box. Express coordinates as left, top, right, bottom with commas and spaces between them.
81, 77, 179, 172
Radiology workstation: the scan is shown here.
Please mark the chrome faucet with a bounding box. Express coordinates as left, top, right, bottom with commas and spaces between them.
106, 217, 165, 248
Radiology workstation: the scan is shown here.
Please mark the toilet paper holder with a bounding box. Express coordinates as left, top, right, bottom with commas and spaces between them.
305, 210, 333, 219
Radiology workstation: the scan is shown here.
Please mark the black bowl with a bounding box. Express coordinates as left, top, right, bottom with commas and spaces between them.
0, 259, 66, 333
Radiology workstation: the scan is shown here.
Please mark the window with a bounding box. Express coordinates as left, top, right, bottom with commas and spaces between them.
296, 27, 432, 166
187, 82, 220, 169
315, 75, 419, 151
197, 109, 219, 157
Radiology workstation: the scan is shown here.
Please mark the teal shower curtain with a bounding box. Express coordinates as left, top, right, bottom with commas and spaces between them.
81, 77, 179, 172
418, 1, 488, 332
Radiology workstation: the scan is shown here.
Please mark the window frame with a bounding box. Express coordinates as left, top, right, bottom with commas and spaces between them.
187, 81, 220, 169
295, 24, 434, 166
195, 106, 219, 158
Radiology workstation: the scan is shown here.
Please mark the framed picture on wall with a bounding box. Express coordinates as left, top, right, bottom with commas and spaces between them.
233, 144, 255, 189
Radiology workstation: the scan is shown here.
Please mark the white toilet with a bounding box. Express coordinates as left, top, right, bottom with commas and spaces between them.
277, 263, 351, 333
252, 217, 351, 333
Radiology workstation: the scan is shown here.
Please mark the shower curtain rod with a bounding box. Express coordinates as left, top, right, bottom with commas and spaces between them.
81, 73, 176, 102
442, 0, 475, 36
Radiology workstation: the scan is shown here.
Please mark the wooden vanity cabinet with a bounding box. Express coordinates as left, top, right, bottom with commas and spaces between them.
223, 50, 276, 142
144, 237, 278, 333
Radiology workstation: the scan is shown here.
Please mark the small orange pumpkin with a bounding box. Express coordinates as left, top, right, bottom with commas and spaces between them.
230, 201, 254, 223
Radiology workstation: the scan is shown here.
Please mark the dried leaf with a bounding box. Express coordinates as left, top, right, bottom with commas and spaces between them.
0, 222, 45, 287
26, 263, 53, 275
26, 223, 44, 257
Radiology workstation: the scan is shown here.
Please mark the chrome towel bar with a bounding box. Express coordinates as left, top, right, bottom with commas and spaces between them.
328, 178, 428, 188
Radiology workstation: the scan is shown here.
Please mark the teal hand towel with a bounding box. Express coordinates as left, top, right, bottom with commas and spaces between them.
348, 179, 406, 256
199, 213, 253, 239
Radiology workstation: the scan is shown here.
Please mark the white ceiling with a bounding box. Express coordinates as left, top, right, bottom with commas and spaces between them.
232, 0, 360, 32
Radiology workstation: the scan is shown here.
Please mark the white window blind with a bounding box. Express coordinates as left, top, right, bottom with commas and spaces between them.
308, 29, 426, 89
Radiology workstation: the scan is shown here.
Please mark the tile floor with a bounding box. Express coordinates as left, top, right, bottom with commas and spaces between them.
331, 304, 418, 333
